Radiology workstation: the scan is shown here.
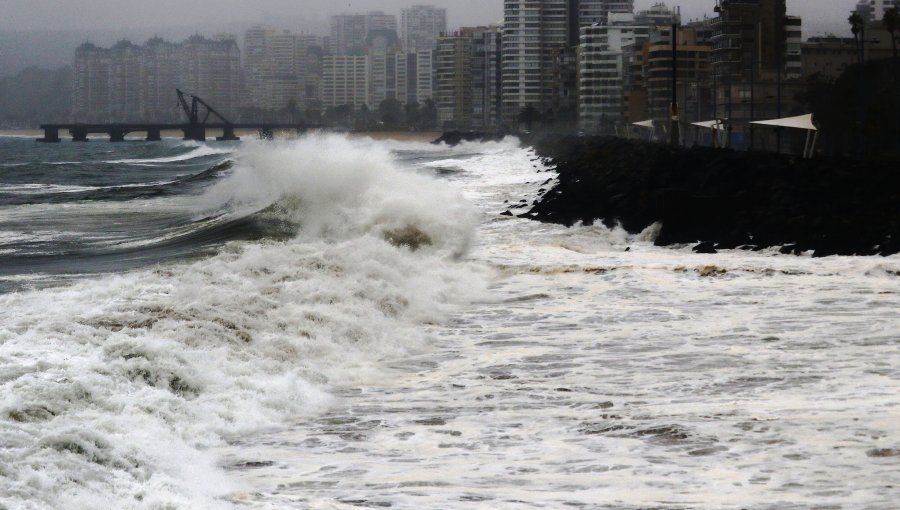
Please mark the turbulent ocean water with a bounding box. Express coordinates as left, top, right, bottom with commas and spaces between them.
1, 134, 898, 510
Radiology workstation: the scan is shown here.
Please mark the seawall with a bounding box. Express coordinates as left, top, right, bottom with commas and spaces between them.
515, 136, 900, 257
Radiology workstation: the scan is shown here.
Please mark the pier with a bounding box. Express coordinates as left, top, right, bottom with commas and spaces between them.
38, 89, 317, 143
37, 123, 315, 143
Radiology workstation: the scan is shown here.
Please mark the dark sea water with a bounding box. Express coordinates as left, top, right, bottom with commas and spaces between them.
0, 138, 259, 292
1, 134, 898, 510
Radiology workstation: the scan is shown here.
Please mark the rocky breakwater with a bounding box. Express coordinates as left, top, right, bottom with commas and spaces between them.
518, 136, 900, 257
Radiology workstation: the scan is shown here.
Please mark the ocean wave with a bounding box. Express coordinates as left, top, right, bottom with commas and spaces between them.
104, 145, 234, 165
0, 161, 232, 205
0, 134, 486, 508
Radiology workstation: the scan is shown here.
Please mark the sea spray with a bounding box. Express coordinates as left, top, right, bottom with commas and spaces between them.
0, 134, 486, 509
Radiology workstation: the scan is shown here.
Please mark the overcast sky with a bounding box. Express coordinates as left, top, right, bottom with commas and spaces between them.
0, 1, 854, 35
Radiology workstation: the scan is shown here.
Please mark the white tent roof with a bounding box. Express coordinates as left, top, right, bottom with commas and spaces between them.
632, 120, 655, 128
692, 120, 725, 129
751, 113, 817, 131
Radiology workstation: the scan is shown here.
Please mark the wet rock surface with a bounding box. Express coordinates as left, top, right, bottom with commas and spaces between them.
522, 136, 900, 257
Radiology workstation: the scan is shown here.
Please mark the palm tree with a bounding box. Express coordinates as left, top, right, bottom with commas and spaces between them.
849, 12, 865, 65
884, 7, 899, 60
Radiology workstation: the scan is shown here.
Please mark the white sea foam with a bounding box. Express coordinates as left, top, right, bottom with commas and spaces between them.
213, 137, 900, 510
0, 134, 487, 509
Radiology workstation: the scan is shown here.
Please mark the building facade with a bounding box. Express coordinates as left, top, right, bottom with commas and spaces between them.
577, 13, 649, 132
73, 36, 242, 123
330, 14, 369, 55
366, 29, 404, 107
321, 55, 369, 108
472, 26, 503, 129
501, 0, 637, 124
435, 32, 475, 127
402, 5, 448, 52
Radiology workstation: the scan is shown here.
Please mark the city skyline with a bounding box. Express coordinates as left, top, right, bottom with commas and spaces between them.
0, 1, 861, 35
0, 1, 861, 79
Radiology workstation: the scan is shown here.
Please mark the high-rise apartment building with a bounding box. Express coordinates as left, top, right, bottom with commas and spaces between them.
73, 35, 242, 123
366, 29, 404, 107
855, 0, 900, 23
73, 43, 111, 122
321, 56, 369, 108
577, 0, 637, 27
243, 26, 324, 112
402, 5, 448, 52
501, 0, 568, 121
415, 50, 435, 104
435, 32, 474, 128
501, 0, 635, 123
367, 12, 399, 32
472, 26, 503, 129
141, 37, 180, 121
710, 0, 786, 81
578, 13, 650, 132
641, 24, 711, 122
330, 14, 369, 55
107, 40, 142, 122
784, 15, 802, 80
178, 35, 243, 119
330, 12, 399, 56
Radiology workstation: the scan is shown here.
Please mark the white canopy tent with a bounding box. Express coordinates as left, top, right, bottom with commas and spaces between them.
691, 119, 727, 147
631, 120, 657, 141
692, 120, 726, 130
750, 114, 819, 158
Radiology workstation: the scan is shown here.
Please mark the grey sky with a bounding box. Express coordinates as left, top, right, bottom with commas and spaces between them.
1, 1, 855, 35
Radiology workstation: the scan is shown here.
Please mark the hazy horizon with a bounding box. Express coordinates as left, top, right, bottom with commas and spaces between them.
1, 0, 857, 77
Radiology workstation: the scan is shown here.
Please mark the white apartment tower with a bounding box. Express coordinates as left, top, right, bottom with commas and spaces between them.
402, 5, 448, 52
321, 55, 369, 108
577, 13, 649, 132
501, 0, 635, 122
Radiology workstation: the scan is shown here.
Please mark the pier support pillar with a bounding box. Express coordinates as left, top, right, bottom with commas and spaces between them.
259, 127, 274, 140
37, 127, 61, 143
146, 128, 162, 141
216, 125, 240, 141
183, 125, 206, 142
109, 129, 126, 142
71, 128, 89, 142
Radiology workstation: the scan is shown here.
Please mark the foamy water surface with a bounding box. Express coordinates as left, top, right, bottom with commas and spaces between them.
1, 135, 898, 509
